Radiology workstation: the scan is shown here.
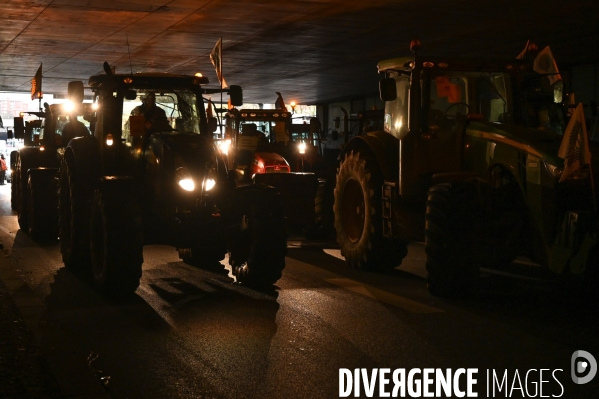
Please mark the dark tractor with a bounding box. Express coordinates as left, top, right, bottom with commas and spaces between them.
334, 41, 598, 297
12, 104, 93, 240
222, 103, 333, 239
60, 65, 287, 295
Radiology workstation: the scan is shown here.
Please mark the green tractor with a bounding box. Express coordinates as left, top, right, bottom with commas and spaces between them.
59, 64, 286, 295
333, 41, 598, 296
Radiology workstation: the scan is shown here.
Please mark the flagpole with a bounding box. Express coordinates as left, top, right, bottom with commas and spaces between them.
220, 38, 223, 140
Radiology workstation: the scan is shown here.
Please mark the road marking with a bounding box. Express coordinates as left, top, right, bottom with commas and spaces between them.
325, 277, 442, 314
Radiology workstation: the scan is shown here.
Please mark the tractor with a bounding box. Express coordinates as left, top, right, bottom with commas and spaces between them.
11, 104, 94, 240
222, 101, 333, 238
58, 64, 286, 295
333, 41, 598, 297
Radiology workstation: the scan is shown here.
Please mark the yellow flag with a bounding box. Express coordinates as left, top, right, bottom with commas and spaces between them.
533, 46, 562, 85
210, 38, 228, 88
31, 63, 43, 100
558, 103, 591, 182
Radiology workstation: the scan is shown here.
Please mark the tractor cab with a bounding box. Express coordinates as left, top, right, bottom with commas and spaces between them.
222, 107, 293, 183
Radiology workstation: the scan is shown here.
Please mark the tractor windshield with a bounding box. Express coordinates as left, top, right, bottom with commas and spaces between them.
122, 89, 201, 141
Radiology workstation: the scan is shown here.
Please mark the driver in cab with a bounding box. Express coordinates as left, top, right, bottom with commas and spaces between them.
131, 92, 172, 132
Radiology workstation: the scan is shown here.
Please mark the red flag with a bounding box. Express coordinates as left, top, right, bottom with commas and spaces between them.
31, 63, 43, 100
210, 38, 228, 88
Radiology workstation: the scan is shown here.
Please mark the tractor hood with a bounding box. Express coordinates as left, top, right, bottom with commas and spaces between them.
466, 121, 565, 166
153, 132, 218, 176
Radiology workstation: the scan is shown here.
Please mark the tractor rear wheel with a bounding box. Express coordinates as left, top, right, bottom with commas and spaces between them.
334, 149, 406, 270
16, 157, 29, 232
27, 168, 59, 241
229, 185, 287, 287
11, 154, 19, 211
90, 180, 143, 295
425, 182, 481, 297
59, 159, 91, 275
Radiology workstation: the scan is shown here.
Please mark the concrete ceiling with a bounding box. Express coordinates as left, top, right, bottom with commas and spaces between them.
1, 0, 598, 105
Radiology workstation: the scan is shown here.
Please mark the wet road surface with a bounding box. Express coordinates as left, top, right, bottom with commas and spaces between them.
0, 183, 598, 398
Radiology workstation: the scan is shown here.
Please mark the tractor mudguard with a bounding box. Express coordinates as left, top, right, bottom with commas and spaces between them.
10, 150, 18, 170
341, 131, 399, 182
65, 136, 101, 184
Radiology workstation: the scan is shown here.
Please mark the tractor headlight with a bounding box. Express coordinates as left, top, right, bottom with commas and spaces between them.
218, 139, 230, 155
176, 167, 195, 191
204, 178, 216, 191
298, 141, 306, 154
203, 167, 217, 191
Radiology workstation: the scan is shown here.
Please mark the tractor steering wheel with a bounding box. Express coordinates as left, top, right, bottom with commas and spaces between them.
445, 102, 470, 120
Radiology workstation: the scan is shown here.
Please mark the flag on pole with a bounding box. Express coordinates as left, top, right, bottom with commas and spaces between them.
210, 38, 228, 88
533, 46, 562, 85
275, 92, 286, 110
31, 63, 43, 100
558, 103, 591, 182
206, 99, 214, 118
516, 40, 530, 59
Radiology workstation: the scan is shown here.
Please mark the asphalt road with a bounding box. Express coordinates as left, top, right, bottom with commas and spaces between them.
0, 183, 598, 399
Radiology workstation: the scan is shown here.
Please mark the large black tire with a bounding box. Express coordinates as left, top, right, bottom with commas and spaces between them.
27, 168, 60, 241
229, 185, 287, 287
334, 149, 407, 270
16, 156, 29, 232
90, 179, 143, 295
425, 182, 481, 297
11, 153, 19, 211
59, 158, 91, 274
304, 177, 335, 240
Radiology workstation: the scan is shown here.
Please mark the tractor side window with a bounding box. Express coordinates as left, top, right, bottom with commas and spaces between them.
384, 75, 409, 139
476, 73, 508, 123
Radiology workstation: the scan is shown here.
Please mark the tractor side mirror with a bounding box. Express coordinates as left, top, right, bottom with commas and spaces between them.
379, 77, 397, 101
125, 90, 137, 100
7, 130, 13, 140
334, 117, 340, 129
208, 117, 218, 133
13, 117, 24, 139
229, 85, 243, 107
68, 81, 84, 104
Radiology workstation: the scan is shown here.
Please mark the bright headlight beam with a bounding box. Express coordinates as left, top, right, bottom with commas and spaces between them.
204, 178, 216, 191
63, 100, 75, 112
298, 141, 306, 154
178, 178, 195, 191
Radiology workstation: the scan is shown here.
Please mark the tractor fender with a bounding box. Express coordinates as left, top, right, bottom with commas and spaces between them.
341, 131, 399, 182
10, 150, 18, 170
64, 136, 102, 184
17, 147, 59, 183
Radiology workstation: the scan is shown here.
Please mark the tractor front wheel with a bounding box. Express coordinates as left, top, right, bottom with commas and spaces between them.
90, 179, 143, 295
334, 149, 406, 270
229, 185, 287, 287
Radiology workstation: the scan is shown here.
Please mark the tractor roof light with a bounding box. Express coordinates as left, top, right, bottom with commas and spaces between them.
298, 141, 306, 154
